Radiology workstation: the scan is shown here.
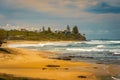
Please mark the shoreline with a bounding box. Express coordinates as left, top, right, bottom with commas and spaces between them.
6, 40, 79, 43
0, 40, 120, 80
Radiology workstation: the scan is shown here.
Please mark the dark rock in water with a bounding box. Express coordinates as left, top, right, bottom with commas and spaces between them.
54, 57, 71, 60
68, 56, 75, 58
0, 48, 11, 54
52, 57, 71, 60
46, 65, 60, 67
96, 60, 120, 65
113, 54, 120, 56
61, 57, 71, 60
96, 62, 103, 64
85, 56, 94, 59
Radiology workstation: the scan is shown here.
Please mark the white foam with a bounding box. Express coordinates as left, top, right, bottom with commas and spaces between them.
81, 40, 120, 45
109, 41, 120, 44
8, 42, 72, 48
8, 41, 120, 55
8, 44, 38, 48
66, 48, 104, 52
110, 49, 120, 55
114, 53, 120, 55
38, 42, 71, 47
96, 45, 106, 48
85, 40, 106, 44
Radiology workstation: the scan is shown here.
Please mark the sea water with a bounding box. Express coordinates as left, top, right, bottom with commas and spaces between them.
9, 40, 120, 64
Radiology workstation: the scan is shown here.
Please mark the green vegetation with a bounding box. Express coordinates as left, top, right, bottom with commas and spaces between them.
0, 73, 50, 80
67, 25, 70, 32
0, 29, 7, 47
0, 25, 86, 41
72, 25, 79, 34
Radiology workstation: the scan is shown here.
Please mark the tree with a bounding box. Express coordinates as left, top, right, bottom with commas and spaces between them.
42, 26, 45, 32
26, 31, 29, 36
67, 25, 70, 32
72, 25, 79, 34
48, 27, 52, 33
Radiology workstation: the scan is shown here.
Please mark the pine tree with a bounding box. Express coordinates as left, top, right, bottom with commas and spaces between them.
48, 27, 52, 33
67, 25, 70, 32
42, 26, 45, 32
72, 25, 79, 34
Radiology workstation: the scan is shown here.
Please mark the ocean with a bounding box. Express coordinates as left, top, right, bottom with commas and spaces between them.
8, 40, 120, 65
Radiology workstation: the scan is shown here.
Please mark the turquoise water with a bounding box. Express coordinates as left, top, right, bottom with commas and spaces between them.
9, 40, 120, 64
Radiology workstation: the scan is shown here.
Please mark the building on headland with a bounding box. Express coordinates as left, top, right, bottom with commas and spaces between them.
20, 28, 27, 31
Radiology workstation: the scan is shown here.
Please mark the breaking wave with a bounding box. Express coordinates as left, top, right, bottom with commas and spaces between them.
8, 40, 120, 64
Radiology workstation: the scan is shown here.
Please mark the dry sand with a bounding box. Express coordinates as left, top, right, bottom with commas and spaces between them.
0, 40, 120, 80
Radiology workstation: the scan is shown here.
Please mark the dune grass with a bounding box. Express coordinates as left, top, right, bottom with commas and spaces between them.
0, 73, 54, 80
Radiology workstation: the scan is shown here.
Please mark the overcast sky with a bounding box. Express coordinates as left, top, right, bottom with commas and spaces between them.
0, 0, 120, 40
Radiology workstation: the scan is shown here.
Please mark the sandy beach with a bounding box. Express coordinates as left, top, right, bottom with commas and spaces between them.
0, 40, 120, 80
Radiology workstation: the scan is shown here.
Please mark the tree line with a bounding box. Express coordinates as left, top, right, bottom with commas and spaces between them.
41, 25, 80, 34
0, 25, 86, 42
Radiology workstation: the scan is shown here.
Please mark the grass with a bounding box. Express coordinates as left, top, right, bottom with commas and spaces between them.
0, 73, 54, 80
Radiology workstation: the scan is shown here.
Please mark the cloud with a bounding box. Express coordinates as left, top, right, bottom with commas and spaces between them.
0, 14, 5, 19
85, 2, 120, 14
0, 0, 99, 18
98, 0, 120, 7
1, 0, 120, 17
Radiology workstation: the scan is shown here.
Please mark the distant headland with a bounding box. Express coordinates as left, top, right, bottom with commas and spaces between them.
0, 25, 86, 41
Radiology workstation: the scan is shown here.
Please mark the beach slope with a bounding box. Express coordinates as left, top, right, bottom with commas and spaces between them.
0, 47, 120, 80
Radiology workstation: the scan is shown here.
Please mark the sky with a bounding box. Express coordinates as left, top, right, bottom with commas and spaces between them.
0, 0, 120, 40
